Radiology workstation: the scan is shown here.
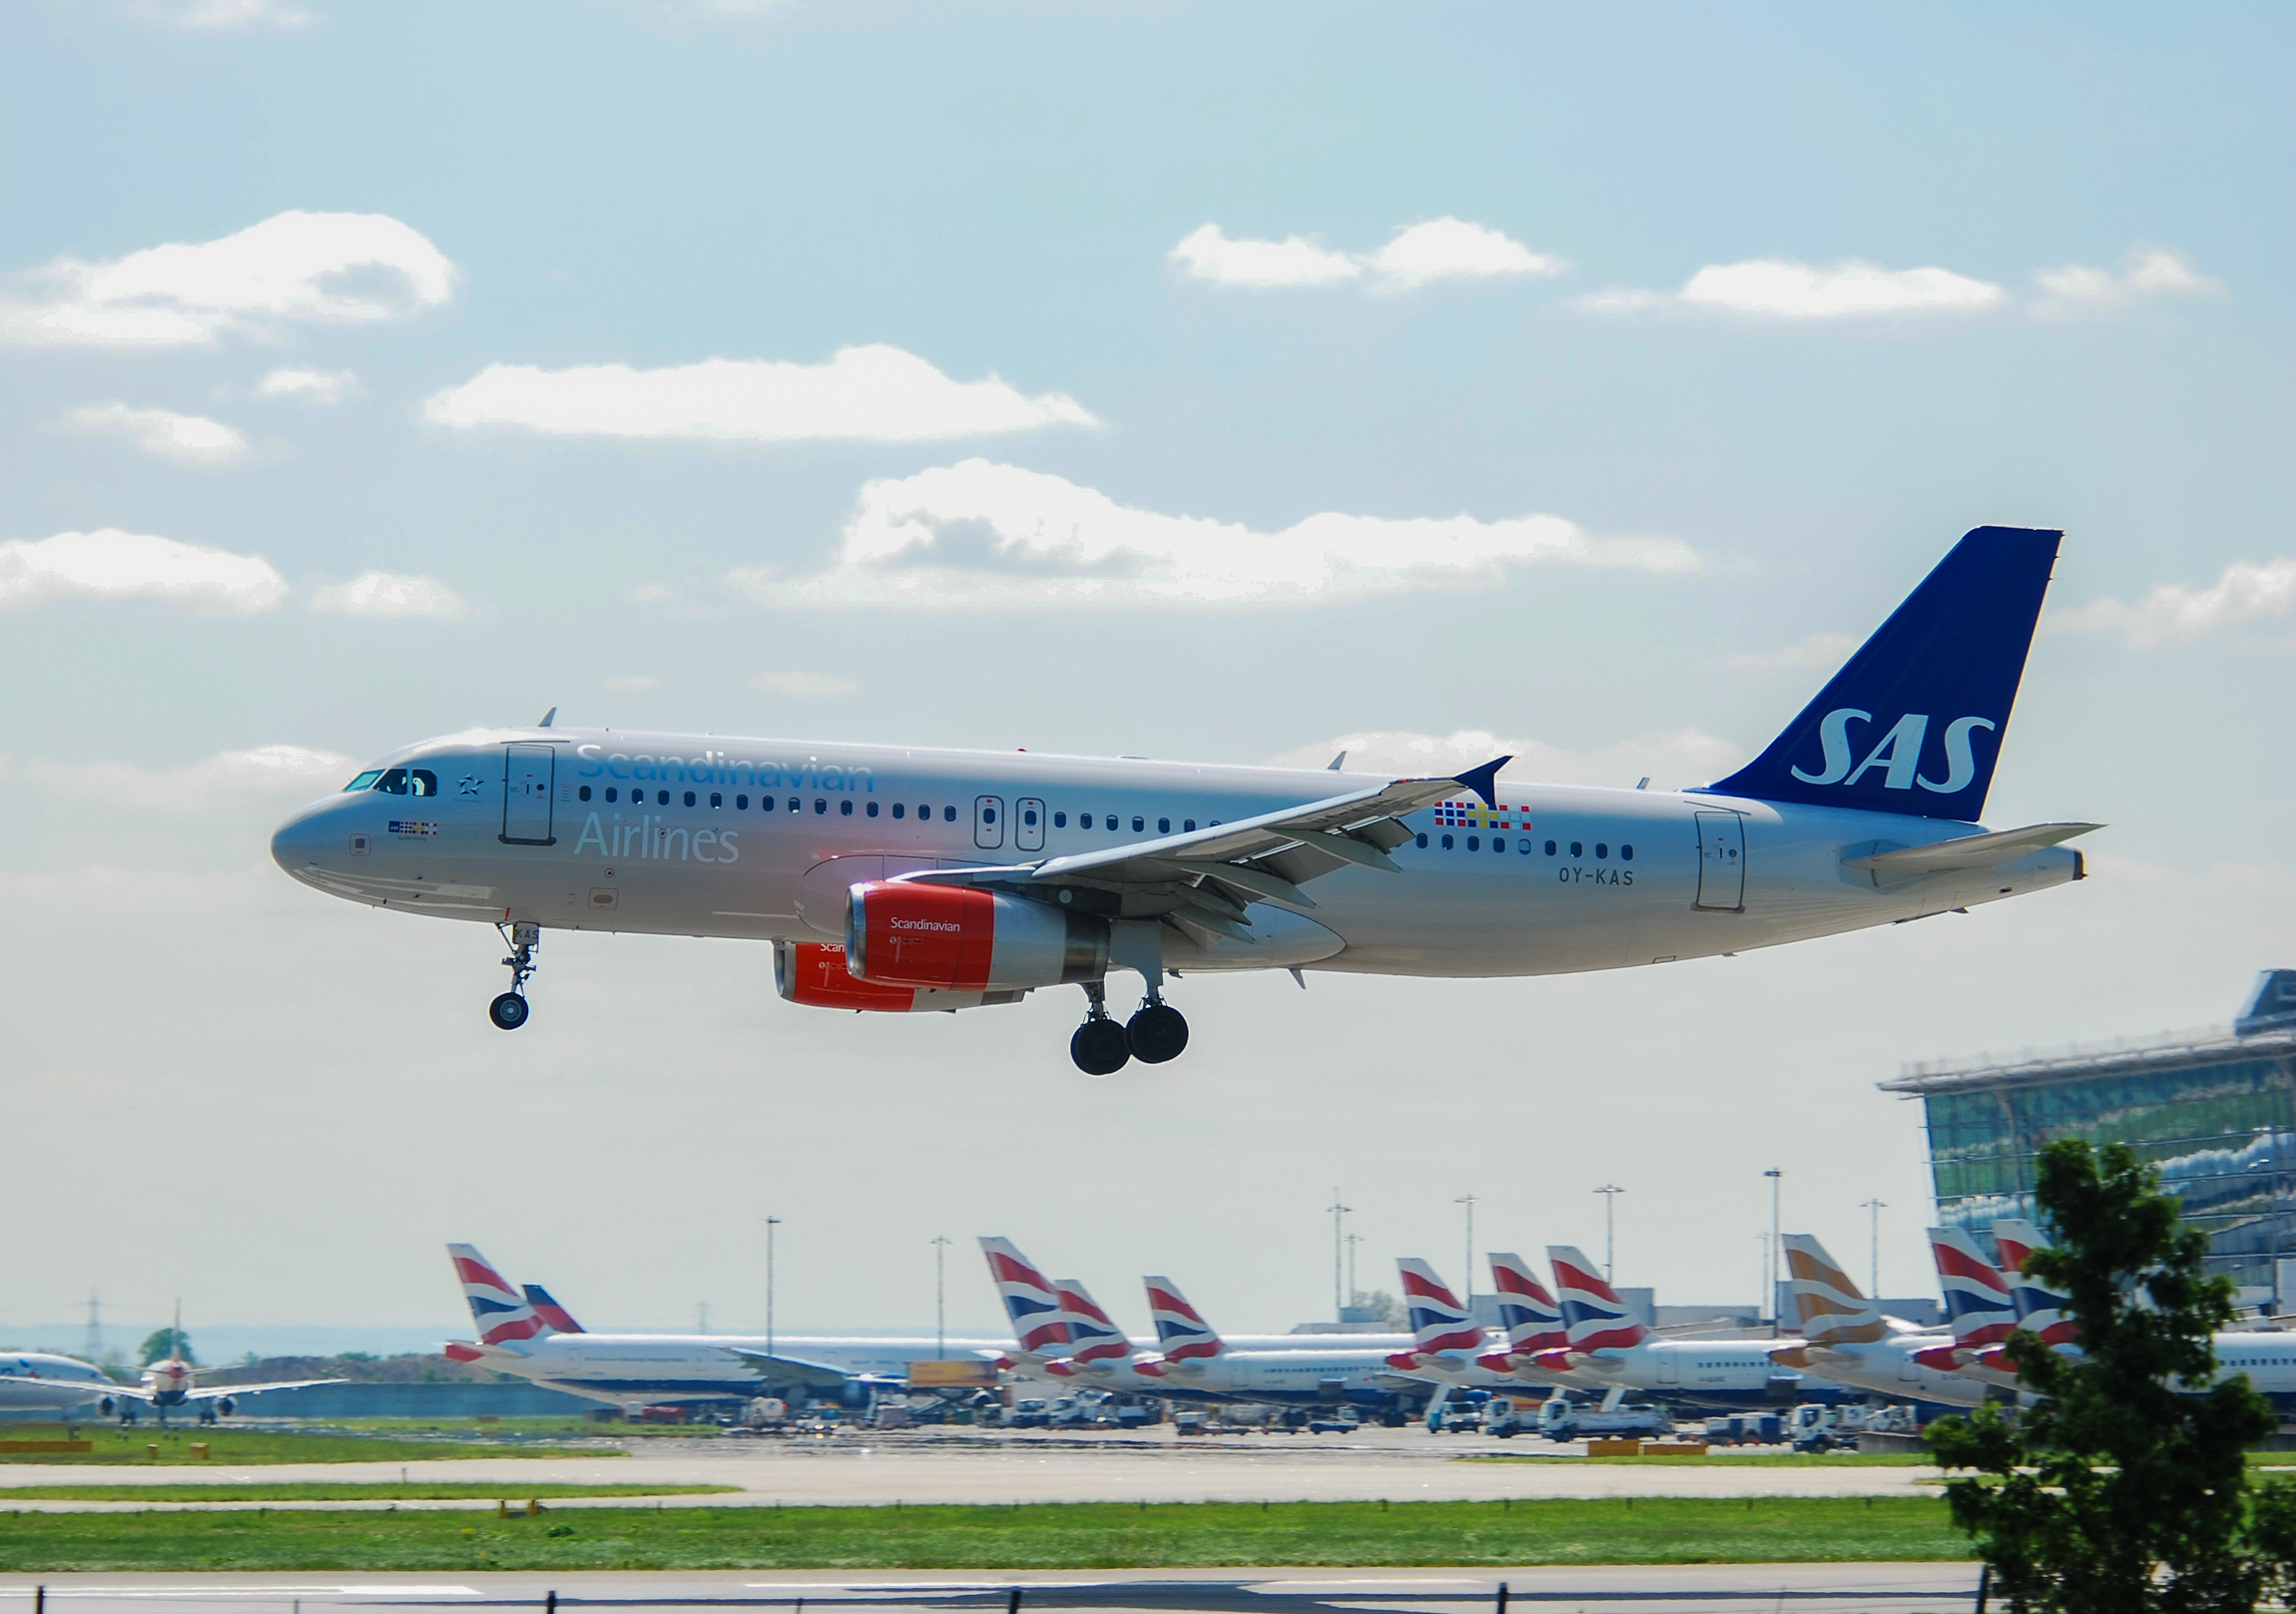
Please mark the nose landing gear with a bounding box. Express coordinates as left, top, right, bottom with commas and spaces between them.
490, 920, 540, 1030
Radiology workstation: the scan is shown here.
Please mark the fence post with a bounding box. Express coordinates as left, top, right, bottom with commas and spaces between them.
1976, 1564, 1991, 1614
546, 1593, 557, 1614
1008, 1592, 1022, 1614
1496, 1582, 1509, 1614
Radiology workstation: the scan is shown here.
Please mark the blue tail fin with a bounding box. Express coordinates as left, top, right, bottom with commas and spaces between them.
1704, 526, 2059, 821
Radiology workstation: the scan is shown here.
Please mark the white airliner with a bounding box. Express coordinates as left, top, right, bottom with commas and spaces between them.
1768, 1235, 1982, 1408
442, 1245, 1015, 1407
0, 1309, 334, 1424
0, 1352, 117, 1414
273, 527, 2095, 1071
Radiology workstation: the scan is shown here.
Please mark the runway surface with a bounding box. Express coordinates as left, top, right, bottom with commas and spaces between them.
0, 1432, 1944, 1511
0, 1566, 1983, 1614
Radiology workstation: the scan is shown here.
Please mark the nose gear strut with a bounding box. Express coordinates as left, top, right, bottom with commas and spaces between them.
490, 920, 539, 1030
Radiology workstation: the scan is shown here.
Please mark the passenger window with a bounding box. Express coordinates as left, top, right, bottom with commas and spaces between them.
1493, 839, 1505, 855
579, 786, 592, 802
657, 791, 670, 806
1517, 838, 1530, 853
917, 804, 930, 818
1622, 843, 1634, 860
788, 797, 800, 811
737, 794, 749, 809
1467, 835, 1480, 851
1595, 842, 1608, 859
893, 804, 906, 819
1132, 815, 1145, 832
1417, 832, 1429, 848
943, 806, 956, 821
1441, 833, 1454, 850
1054, 811, 1067, 827
710, 793, 723, 808
1158, 817, 1170, 834
606, 787, 619, 804
345, 770, 384, 792
867, 801, 879, 817
1079, 813, 1092, 828
1544, 839, 1555, 855
815, 799, 827, 814
1024, 808, 1038, 826
1184, 819, 1196, 831
841, 800, 854, 815
1570, 840, 1582, 857
684, 791, 697, 807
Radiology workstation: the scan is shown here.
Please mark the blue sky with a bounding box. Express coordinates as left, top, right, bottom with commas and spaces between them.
1, 0, 2290, 1350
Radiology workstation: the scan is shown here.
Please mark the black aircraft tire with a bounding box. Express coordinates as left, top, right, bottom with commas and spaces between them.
1126, 1003, 1189, 1064
1070, 1019, 1131, 1076
489, 992, 531, 1031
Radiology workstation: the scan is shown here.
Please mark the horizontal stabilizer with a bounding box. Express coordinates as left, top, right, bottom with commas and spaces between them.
1843, 821, 2101, 876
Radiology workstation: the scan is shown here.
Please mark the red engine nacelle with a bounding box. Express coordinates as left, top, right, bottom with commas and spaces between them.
774, 940, 1043, 1013
846, 880, 1106, 991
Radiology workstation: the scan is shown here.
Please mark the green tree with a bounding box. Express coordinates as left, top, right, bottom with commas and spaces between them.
137, 1327, 194, 1366
1929, 1138, 2295, 1613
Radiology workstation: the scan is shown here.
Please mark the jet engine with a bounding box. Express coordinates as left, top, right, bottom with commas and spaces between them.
214, 1396, 236, 1417
774, 941, 1031, 1013
846, 882, 1107, 992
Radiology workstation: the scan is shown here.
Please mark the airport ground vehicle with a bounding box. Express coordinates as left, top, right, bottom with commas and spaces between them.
1009, 1397, 1051, 1428
1309, 1407, 1363, 1434
1704, 1412, 1784, 1445
1538, 1391, 1674, 1441
274, 528, 2094, 1073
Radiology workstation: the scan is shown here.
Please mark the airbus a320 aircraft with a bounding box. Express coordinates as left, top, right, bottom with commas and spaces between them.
273, 527, 2095, 1073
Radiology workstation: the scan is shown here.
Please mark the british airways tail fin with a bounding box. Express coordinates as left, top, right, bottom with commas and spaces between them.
522, 1285, 584, 1335
1705, 527, 2060, 821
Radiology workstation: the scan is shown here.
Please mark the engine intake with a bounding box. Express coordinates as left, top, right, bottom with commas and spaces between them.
847, 881, 1106, 991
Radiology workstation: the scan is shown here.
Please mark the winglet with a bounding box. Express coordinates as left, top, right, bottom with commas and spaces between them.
1452, 756, 1510, 808
536, 707, 557, 729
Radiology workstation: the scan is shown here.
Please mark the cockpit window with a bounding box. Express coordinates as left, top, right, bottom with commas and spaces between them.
372, 768, 440, 797
345, 770, 384, 792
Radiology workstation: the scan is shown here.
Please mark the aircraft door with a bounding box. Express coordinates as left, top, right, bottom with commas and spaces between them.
974, 796, 1005, 850
1693, 811, 1744, 911
501, 745, 556, 844
1014, 798, 1045, 852
1657, 1350, 1678, 1386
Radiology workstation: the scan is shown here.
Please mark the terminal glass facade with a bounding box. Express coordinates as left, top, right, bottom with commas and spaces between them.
1912, 1045, 2296, 1291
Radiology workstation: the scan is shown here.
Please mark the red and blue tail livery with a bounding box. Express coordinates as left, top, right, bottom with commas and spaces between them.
978, 1237, 1072, 1358
447, 1243, 546, 1347
1051, 1279, 1134, 1365
1142, 1275, 1223, 1361
1988, 1219, 2077, 1349
1390, 1258, 1481, 1366
1923, 1226, 2018, 1364
1479, 1251, 1569, 1368
522, 1284, 585, 1336
1546, 1245, 1648, 1354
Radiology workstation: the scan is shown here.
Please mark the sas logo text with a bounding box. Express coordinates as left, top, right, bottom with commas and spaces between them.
1791, 710, 1995, 795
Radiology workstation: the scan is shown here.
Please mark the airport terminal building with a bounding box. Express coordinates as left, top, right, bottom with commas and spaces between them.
1882, 970, 2296, 1306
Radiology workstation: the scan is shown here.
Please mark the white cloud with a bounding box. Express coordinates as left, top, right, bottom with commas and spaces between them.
2048, 557, 2296, 649
749, 671, 858, 698
628, 583, 674, 603
1170, 218, 1563, 291
27, 744, 355, 813
1724, 630, 1858, 670
0, 211, 454, 348
308, 571, 470, 620
255, 366, 357, 403
2032, 248, 2222, 316
141, 0, 319, 26
727, 458, 1700, 610
1583, 258, 2006, 319
0, 529, 287, 613
63, 402, 251, 465
421, 344, 1097, 444
1169, 225, 1365, 288
604, 674, 665, 693
1366, 218, 1567, 288
1265, 728, 1746, 793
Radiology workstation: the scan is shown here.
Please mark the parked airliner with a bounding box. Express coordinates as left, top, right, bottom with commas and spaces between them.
273, 528, 2094, 1072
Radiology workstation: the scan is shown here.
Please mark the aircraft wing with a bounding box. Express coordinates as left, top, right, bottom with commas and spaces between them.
722, 1348, 863, 1392
898, 759, 1509, 929
99, 1376, 341, 1405
1843, 821, 2102, 877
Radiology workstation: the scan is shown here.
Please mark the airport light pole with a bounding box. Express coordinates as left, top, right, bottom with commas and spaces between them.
931, 1235, 951, 1360
1593, 1184, 1624, 1283
763, 1216, 782, 1386
1328, 1192, 1352, 1321
1861, 1198, 1887, 1300
1345, 1233, 1364, 1309
1454, 1194, 1478, 1302
1763, 1169, 1783, 1336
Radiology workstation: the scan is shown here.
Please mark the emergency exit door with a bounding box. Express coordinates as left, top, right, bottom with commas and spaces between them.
501, 744, 556, 844
1694, 811, 1744, 911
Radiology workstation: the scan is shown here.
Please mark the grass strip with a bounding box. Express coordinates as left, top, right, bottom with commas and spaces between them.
1460, 1452, 1939, 1468
0, 1484, 733, 1502
0, 1496, 1970, 1571
0, 1430, 615, 1466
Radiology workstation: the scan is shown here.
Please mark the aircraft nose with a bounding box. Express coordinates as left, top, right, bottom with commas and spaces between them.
271, 802, 337, 874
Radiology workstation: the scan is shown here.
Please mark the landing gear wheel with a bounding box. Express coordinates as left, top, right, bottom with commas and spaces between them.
1070, 1018, 1131, 1076
489, 992, 531, 1031
1125, 1003, 1189, 1064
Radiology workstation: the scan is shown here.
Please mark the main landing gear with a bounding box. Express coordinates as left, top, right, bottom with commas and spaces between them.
1068, 979, 1190, 1075
490, 920, 539, 1031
